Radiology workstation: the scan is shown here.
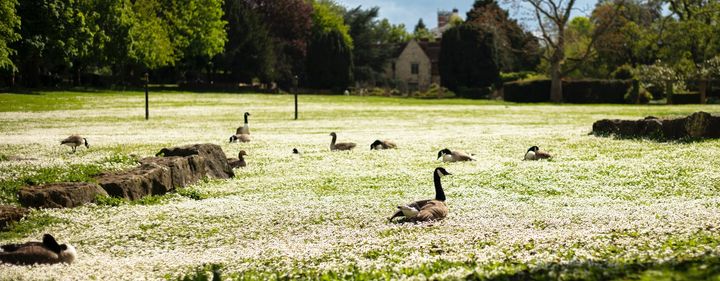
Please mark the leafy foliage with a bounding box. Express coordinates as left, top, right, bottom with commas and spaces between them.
439, 24, 499, 97
0, 0, 20, 71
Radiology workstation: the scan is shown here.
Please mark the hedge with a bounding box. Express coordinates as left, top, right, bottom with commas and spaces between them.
503, 79, 632, 103
671, 93, 701, 104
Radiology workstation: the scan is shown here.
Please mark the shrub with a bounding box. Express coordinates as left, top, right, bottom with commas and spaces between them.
504, 79, 631, 103
503, 79, 551, 102
671, 92, 701, 104
500, 72, 536, 83
440, 24, 500, 96
624, 81, 653, 104
612, 64, 635, 80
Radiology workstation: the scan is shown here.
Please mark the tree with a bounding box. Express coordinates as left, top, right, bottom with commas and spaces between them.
248, 0, 313, 87
14, 0, 95, 86
439, 24, 499, 98
306, 0, 353, 89
219, 0, 275, 83
0, 0, 20, 71
413, 18, 433, 41
465, 0, 540, 72
519, 0, 625, 102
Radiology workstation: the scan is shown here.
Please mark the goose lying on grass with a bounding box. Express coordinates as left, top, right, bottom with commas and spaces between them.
389, 167, 452, 223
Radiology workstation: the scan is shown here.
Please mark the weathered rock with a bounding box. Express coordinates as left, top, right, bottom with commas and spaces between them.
0, 205, 28, 230
156, 143, 234, 179
96, 163, 172, 200
140, 156, 205, 189
18, 182, 108, 208
593, 111, 720, 140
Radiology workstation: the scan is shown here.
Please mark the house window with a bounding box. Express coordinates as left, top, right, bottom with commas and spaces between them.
411, 63, 419, 74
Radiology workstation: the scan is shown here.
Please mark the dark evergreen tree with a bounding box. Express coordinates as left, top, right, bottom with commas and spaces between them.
439, 24, 499, 98
306, 29, 353, 89
219, 0, 275, 83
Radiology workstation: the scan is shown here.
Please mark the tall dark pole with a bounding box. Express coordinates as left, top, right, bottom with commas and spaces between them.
293, 75, 299, 120
144, 72, 149, 120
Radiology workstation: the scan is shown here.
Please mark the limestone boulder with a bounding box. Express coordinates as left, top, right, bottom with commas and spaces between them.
155, 143, 234, 179
18, 182, 108, 208
96, 163, 172, 200
0, 205, 28, 230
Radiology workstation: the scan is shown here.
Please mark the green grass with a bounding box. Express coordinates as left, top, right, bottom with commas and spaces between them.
0, 90, 719, 280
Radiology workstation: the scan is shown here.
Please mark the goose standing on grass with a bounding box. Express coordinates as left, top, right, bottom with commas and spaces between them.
61, 135, 89, 153
229, 150, 247, 168
524, 146, 552, 160
229, 134, 251, 143
370, 140, 397, 150
437, 148, 475, 162
236, 112, 251, 135
0, 234, 76, 265
329, 132, 356, 151
389, 167, 452, 222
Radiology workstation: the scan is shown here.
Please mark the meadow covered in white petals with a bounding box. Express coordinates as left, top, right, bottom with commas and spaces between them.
1, 91, 720, 280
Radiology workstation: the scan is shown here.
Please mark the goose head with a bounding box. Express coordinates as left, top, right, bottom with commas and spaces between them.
435, 167, 452, 177
370, 140, 383, 150
437, 148, 452, 159
244, 112, 251, 117
238, 150, 247, 158
83, 138, 89, 148
43, 234, 77, 264
329, 132, 337, 137
527, 146, 539, 153
292, 148, 300, 154
229, 135, 237, 143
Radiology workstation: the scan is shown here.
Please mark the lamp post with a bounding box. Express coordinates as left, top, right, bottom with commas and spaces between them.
144, 72, 149, 120
293, 75, 299, 120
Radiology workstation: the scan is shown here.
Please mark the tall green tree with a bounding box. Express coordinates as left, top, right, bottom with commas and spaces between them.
220, 0, 275, 83
0, 0, 20, 71
14, 0, 95, 86
466, 0, 540, 72
306, 0, 353, 89
439, 24, 499, 97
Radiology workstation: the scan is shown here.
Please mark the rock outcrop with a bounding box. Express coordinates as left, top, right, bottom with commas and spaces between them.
0, 205, 28, 230
17, 143, 234, 208
18, 182, 108, 208
593, 111, 720, 140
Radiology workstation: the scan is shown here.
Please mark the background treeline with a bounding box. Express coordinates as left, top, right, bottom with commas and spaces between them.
0, 0, 719, 101
0, 0, 410, 90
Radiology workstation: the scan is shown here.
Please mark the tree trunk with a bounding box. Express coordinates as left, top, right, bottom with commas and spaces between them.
550, 60, 563, 102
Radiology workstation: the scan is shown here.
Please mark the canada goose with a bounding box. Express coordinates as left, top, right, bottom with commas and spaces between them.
60, 135, 89, 153
329, 132, 356, 151
0, 234, 76, 265
229, 134, 251, 143
236, 112, 251, 135
524, 146, 552, 160
389, 167, 452, 222
437, 148, 475, 162
229, 150, 247, 168
370, 140, 397, 150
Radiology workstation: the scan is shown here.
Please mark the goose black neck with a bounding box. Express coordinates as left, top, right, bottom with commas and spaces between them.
434, 171, 446, 201
331, 134, 336, 145
244, 114, 249, 124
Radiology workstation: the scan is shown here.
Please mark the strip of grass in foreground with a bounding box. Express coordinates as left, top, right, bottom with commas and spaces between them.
175, 254, 720, 281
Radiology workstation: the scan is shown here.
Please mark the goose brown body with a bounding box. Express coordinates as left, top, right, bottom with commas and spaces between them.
389, 167, 451, 222
229, 151, 247, 168
524, 146, 552, 160
329, 132, 356, 151
229, 134, 251, 143
0, 234, 76, 265
370, 140, 397, 150
60, 135, 88, 153
437, 148, 475, 162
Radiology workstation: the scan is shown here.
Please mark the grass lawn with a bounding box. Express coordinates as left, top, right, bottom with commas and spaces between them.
1, 91, 720, 280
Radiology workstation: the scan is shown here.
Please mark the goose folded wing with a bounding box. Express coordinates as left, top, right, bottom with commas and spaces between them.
0, 246, 59, 265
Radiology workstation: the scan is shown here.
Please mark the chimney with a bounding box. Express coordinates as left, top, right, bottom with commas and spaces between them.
437, 10, 451, 28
